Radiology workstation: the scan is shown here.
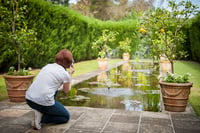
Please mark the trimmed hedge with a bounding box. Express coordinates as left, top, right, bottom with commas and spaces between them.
0, 0, 139, 72
189, 13, 200, 62
25, 0, 139, 67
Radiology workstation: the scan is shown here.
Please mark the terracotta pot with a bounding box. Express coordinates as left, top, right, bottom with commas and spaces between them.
97, 58, 108, 70
159, 81, 192, 112
123, 53, 130, 61
159, 60, 171, 74
3, 75, 34, 102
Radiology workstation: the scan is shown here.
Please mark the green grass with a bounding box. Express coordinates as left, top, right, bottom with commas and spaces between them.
174, 60, 200, 117
72, 59, 121, 77
174, 61, 200, 88
0, 75, 7, 101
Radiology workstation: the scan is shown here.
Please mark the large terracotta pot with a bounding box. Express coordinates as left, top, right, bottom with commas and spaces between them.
3, 75, 34, 102
159, 81, 192, 112
97, 58, 108, 70
159, 60, 171, 74
159, 54, 171, 75
123, 53, 130, 61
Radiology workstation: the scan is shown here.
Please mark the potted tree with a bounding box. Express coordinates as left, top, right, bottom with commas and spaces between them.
140, 0, 198, 73
119, 37, 131, 61
1, 0, 36, 102
140, 0, 198, 111
92, 29, 117, 69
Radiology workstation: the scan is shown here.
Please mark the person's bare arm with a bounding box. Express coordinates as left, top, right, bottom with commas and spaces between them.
63, 82, 71, 93
63, 65, 74, 93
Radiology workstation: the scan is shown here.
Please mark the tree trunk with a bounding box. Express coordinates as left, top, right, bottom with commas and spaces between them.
12, 0, 21, 71
17, 48, 21, 71
170, 60, 174, 73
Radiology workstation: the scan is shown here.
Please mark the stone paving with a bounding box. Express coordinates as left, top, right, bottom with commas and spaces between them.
0, 101, 200, 133
0, 61, 200, 133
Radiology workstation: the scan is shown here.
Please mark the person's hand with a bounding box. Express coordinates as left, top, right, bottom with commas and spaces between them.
68, 65, 75, 75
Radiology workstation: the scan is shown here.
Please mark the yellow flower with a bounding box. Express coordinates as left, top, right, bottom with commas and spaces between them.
139, 28, 146, 34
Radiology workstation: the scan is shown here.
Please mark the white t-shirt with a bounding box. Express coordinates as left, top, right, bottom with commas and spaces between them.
26, 63, 70, 106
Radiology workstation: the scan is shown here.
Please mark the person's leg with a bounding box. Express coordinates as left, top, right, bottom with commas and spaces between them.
33, 110, 42, 129
40, 100, 70, 124
26, 99, 43, 129
26, 99, 70, 124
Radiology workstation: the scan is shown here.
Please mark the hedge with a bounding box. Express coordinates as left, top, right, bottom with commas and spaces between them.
0, 0, 139, 72
189, 13, 200, 62
2, 0, 198, 73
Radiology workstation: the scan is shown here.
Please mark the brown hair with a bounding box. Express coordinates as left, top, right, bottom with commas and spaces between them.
55, 49, 73, 69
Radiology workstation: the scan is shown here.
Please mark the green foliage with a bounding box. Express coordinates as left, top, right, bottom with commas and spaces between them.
119, 37, 131, 53
24, 0, 138, 66
7, 66, 32, 76
68, 88, 77, 97
161, 72, 191, 83
189, 13, 200, 62
0, 0, 139, 72
44, 0, 69, 6
140, 0, 199, 73
92, 29, 118, 58
0, 0, 37, 72
174, 61, 200, 87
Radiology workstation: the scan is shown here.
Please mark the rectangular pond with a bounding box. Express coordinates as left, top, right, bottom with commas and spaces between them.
56, 61, 161, 112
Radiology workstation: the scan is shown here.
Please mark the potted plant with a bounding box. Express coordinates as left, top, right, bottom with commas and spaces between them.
1, 0, 36, 102
92, 29, 117, 69
3, 67, 34, 102
140, 0, 198, 112
119, 37, 131, 61
140, 0, 198, 73
159, 72, 192, 112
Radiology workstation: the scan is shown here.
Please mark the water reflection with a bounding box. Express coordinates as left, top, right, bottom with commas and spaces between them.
120, 99, 142, 111
91, 88, 133, 97
56, 61, 161, 112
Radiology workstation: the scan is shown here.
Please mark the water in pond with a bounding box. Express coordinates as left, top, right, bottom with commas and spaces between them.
56, 61, 161, 112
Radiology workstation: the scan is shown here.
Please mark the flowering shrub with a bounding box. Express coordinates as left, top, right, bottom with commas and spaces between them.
161, 72, 191, 83
7, 66, 32, 76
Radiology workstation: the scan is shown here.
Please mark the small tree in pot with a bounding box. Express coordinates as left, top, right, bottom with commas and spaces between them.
1, 0, 36, 102
140, 0, 198, 112
92, 29, 118, 69
119, 37, 131, 61
140, 0, 198, 73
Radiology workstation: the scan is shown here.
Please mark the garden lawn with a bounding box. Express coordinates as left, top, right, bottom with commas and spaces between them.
174, 60, 200, 117
0, 76, 7, 101
0, 59, 122, 101
72, 59, 122, 77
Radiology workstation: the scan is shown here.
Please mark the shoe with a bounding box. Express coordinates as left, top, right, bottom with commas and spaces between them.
32, 109, 42, 130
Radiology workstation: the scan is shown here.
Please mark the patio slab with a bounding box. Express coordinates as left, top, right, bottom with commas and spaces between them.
0, 101, 199, 133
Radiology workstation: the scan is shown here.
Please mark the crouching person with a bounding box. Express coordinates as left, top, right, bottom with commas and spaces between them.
26, 49, 74, 130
